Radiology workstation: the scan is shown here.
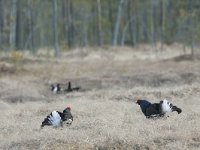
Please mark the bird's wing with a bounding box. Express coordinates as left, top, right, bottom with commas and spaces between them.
145, 104, 160, 116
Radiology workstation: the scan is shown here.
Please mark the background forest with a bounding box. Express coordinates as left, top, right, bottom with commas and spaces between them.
0, 0, 200, 56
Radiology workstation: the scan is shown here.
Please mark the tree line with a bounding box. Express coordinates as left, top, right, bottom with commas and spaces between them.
0, 0, 200, 56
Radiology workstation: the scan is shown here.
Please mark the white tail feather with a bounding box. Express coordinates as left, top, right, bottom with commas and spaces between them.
49, 111, 62, 126
161, 99, 172, 113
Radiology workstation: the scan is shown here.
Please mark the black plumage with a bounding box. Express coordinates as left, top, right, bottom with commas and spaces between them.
51, 83, 61, 94
65, 82, 80, 92
41, 107, 73, 128
136, 99, 182, 118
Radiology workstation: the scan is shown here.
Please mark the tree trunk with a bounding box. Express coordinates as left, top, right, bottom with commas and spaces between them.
121, 21, 129, 46
15, 0, 22, 50
188, 0, 194, 57
83, 23, 88, 47
9, 0, 17, 50
108, 0, 114, 44
0, 0, 3, 47
160, 0, 165, 50
53, 0, 60, 57
66, 0, 74, 48
133, 0, 138, 47
150, 0, 155, 48
112, 0, 125, 46
96, 0, 102, 46
62, 0, 68, 45
127, 0, 134, 46
142, 9, 149, 42
26, 0, 35, 52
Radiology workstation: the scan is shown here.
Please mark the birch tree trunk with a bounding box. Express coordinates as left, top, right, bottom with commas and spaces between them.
97, 0, 102, 46
112, 0, 125, 46
27, 0, 34, 52
188, 0, 194, 57
62, 0, 68, 45
150, 0, 155, 49
53, 0, 60, 57
161, 0, 165, 50
108, 0, 114, 44
66, 0, 74, 48
9, 0, 17, 50
15, 0, 22, 50
0, 0, 3, 46
127, 0, 134, 46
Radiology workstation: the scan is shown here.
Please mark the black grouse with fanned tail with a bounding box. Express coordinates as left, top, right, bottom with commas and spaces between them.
136, 99, 182, 118
41, 107, 73, 128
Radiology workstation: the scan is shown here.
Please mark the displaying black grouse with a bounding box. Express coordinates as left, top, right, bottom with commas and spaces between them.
41, 106, 73, 128
136, 98, 182, 118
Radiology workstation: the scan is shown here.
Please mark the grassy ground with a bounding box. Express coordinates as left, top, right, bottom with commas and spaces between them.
0, 45, 200, 150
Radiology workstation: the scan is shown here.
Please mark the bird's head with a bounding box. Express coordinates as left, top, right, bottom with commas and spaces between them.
63, 105, 71, 112
134, 96, 141, 105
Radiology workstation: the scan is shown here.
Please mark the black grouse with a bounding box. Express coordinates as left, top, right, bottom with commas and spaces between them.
41, 106, 73, 128
136, 98, 182, 118
51, 83, 61, 94
65, 82, 80, 92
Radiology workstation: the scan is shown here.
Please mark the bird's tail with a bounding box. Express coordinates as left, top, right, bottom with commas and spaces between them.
172, 106, 182, 114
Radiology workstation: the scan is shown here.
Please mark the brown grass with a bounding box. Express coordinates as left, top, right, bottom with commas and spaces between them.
0, 45, 200, 150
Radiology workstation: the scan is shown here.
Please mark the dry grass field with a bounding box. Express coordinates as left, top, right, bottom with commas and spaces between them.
0, 45, 200, 150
